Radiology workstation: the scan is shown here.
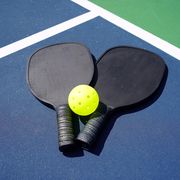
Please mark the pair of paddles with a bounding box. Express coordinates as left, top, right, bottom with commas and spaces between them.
27, 43, 166, 152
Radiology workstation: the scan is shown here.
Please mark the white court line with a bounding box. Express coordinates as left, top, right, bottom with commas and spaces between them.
72, 0, 180, 60
0, 11, 98, 59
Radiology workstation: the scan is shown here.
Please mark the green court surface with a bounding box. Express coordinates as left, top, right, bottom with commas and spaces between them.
91, 0, 180, 48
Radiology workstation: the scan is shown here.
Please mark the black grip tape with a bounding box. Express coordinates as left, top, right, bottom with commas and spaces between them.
57, 105, 75, 151
76, 103, 108, 148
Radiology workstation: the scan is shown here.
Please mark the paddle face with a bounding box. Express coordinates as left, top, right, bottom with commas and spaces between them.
76, 46, 166, 147
27, 43, 94, 107
27, 43, 94, 151
96, 46, 166, 109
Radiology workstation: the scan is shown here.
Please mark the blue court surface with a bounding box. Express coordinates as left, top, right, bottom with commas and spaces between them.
0, 1, 180, 180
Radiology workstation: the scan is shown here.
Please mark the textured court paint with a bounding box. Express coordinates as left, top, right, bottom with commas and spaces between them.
72, 0, 180, 60
0, 0, 88, 47
0, 0, 180, 179
91, 0, 180, 48
0, 12, 97, 58
0, 17, 180, 180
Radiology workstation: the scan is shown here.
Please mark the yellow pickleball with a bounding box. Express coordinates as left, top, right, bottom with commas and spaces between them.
68, 85, 99, 116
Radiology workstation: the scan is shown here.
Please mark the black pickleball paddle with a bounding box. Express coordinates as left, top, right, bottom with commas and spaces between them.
27, 43, 94, 151
76, 46, 167, 148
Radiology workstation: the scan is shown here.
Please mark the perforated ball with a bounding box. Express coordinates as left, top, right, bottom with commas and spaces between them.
68, 85, 99, 116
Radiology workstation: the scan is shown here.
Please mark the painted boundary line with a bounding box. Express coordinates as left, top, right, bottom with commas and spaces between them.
72, 0, 180, 60
0, 0, 179, 60
0, 11, 98, 59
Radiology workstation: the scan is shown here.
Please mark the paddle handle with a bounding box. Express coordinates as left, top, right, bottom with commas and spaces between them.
76, 104, 108, 148
56, 105, 75, 151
